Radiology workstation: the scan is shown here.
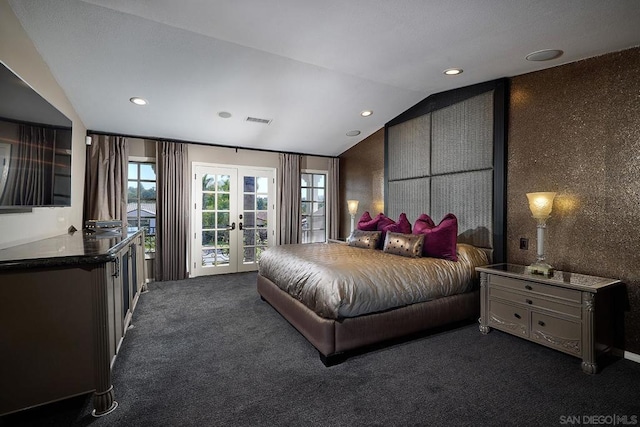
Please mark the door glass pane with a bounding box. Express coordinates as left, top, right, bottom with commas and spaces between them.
313, 174, 325, 187
256, 246, 265, 261
243, 229, 255, 245
301, 188, 311, 201
216, 248, 230, 266
313, 189, 325, 201
244, 212, 255, 227
243, 194, 255, 210
301, 202, 312, 215
217, 231, 230, 247
203, 194, 215, 209
243, 247, 255, 263
202, 248, 215, 266
218, 194, 230, 210
312, 216, 325, 230
202, 212, 216, 228
217, 212, 229, 228
312, 230, 325, 243
202, 174, 216, 191
256, 211, 267, 228
217, 175, 230, 191
257, 195, 268, 211
202, 231, 215, 246
244, 176, 255, 192
257, 229, 268, 245
256, 177, 268, 193
301, 174, 312, 187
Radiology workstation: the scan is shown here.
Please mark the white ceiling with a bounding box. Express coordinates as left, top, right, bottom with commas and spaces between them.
8, 0, 640, 156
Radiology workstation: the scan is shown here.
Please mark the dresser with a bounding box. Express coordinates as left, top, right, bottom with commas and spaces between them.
0, 229, 145, 416
476, 264, 620, 374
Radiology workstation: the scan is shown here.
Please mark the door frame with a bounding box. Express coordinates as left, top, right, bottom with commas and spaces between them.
190, 162, 277, 277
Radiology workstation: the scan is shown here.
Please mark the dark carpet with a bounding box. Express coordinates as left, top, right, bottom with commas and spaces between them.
3, 272, 639, 426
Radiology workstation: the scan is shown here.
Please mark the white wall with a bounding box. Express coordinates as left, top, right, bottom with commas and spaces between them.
0, 0, 87, 249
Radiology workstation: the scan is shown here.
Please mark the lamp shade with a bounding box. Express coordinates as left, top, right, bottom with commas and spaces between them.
526, 192, 556, 219
347, 199, 359, 216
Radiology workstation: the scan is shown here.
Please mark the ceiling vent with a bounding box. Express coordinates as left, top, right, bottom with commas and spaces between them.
246, 116, 272, 125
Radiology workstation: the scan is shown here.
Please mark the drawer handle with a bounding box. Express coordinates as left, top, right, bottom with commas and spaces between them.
526, 299, 533, 305
514, 313, 521, 319
525, 285, 533, 290
538, 320, 546, 327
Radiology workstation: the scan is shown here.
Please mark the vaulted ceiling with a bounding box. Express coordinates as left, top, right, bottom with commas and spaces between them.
8, 0, 640, 156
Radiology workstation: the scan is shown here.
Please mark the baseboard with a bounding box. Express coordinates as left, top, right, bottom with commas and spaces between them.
612, 348, 640, 364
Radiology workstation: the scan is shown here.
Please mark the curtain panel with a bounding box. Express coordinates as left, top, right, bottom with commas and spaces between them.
278, 153, 301, 244
83, 134, 128, 228
155, 141, 189, 281
328, 157, 340, 240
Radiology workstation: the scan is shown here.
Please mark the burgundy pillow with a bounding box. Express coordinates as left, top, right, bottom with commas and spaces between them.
382, 213, 412, 235
413, 213, 458, 261
357, 211, 379, 231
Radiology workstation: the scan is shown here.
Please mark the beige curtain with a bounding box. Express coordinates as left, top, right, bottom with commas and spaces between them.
83, 134, 128, 227
278, 153, 301, 244
328, 157, 340, 240
155, 141, 189, 281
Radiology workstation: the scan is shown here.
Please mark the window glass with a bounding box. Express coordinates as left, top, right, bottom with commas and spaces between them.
300, 172, 327, 244
127, 161, 157, 253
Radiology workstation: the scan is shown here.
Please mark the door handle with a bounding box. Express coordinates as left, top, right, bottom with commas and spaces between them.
227, 222, 236, 230
239, 222, 243, 230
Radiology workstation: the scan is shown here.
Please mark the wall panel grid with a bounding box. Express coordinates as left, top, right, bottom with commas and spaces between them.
386, 89, 496, 250
387, 113, 431, 181
387, 178, 430, 223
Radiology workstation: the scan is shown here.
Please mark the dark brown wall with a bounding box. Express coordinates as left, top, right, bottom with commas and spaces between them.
338, 129, 385, 239
507, 47, 640, 353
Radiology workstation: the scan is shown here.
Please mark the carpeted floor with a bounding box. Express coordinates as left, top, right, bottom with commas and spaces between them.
3, 272, 640, 426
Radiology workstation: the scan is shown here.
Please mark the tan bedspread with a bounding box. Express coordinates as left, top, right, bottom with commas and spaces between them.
258, 243, 488, 319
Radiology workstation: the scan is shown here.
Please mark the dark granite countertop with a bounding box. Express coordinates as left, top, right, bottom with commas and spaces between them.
0, 229, 143, 270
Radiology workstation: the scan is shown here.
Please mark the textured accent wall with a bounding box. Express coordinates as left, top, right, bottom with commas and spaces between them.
507, 47, 640, 353
338, 129, 385, 239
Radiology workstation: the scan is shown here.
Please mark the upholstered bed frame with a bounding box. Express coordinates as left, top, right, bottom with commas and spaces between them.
258, 80, 507, 365
257, 274, 479, 365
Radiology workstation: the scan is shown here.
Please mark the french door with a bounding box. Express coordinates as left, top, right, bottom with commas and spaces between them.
191, 163, 275, 276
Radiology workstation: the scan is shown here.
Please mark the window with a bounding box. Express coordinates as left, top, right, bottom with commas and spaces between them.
128, 161, 157, 253
301, 172, 326, 243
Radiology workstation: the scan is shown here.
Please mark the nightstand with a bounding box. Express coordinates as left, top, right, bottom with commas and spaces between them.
476, 264, 621, 374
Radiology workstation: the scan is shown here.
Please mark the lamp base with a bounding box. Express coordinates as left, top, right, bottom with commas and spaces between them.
527, 262, 554, 276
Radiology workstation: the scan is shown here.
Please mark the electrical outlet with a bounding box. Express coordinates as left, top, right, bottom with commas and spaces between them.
519, 238, 529, 250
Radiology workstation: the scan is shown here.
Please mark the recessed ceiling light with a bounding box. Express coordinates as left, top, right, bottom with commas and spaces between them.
346, 130, 361, 137
525, 49, 563, 62
360, 110, 373, 117
443, 68, 463, 76
218, 111, 232, 118
129, 97, 148, 106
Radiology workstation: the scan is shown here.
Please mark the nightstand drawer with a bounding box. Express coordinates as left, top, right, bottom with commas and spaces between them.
489, 275, 581, 303
490, 287, 581, 319
531, 312, 582, 356
488, 299, 529, 337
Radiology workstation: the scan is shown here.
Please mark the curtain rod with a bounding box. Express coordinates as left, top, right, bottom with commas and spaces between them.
86, 129, 337, 159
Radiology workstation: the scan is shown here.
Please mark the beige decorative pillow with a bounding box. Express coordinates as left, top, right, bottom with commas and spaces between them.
383, 232, 424, 258
347, 230, 382, 249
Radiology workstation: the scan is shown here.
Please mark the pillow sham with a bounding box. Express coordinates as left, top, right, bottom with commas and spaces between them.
381, 212, 412, 235
357, 211, 380, 231
383, 232, 424, 258
347, 230, 383, 249
413, 213, 458, 261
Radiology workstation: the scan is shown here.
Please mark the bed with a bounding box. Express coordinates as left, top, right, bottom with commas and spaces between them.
257, 241, 489, 365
